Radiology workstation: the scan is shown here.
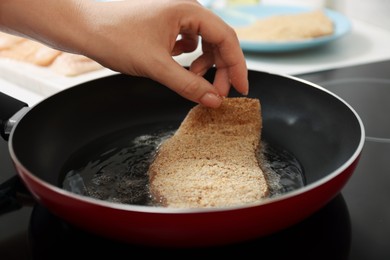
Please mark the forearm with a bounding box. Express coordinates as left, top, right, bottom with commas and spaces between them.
0, 0, 94, 54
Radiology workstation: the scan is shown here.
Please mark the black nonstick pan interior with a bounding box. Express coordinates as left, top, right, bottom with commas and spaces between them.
10, 69, 361, 191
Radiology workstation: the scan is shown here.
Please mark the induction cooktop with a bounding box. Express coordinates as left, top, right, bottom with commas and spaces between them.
1, 60, 390, 260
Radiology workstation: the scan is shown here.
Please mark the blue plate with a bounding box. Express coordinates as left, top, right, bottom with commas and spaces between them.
212, 5, 351, 53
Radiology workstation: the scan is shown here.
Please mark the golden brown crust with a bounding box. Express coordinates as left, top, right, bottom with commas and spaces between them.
148, 97, 269, 208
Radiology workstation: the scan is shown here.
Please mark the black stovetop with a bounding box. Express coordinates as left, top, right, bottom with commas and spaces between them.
1, 60, 390, 260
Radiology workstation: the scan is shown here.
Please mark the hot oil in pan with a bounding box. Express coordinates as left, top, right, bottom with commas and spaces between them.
62, 128, 305, 206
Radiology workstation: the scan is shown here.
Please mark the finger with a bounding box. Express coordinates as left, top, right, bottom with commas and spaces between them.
190, 52, 231, 97
171, 33, 199, 56
189, 50, 214, 76
225, 60, 248, 96
197, 11, 249, 95
149, 54, 223, 108
213, 67, 231, 97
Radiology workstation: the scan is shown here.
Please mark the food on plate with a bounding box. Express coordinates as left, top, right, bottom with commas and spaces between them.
0, 38, 61, 66
148, 97, 269, 208
50, 52, 103, 76
0, 32, 103, 76
234, 9, 334, 41
0, 31, 27, 50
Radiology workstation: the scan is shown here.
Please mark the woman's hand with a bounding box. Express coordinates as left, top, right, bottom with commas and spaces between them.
82, 0, 248, 107
0, 0, 248, 107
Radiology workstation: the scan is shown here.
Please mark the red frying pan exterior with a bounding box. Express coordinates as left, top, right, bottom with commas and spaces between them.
2, 69, 365, 247
16, 157, 359, 247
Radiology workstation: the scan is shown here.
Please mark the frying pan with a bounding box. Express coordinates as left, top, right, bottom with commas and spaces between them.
0, 69, 364, 247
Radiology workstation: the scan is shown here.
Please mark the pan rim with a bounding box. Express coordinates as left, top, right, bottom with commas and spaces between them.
8, 70, 365, 214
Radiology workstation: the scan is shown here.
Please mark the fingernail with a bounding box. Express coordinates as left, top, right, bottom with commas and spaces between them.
200, 93, 222, 108
241, 79, 249, 96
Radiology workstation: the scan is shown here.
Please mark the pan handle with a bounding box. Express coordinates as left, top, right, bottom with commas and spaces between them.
0, 92, 28, 140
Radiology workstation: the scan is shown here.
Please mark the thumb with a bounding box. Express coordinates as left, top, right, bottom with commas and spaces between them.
150, 57, 222, 108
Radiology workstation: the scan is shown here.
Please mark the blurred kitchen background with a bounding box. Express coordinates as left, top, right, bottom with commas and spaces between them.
205, 0, 390, 30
